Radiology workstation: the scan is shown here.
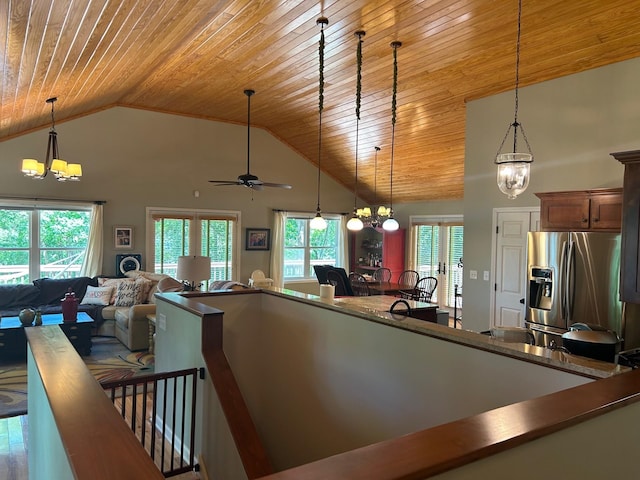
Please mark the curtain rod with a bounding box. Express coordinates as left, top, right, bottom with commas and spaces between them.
272, 209, 348, 215
0, 195, 106, 204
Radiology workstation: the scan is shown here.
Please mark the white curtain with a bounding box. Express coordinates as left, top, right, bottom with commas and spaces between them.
270, 210, 287, 288
80, 203, 103, 277
338, 214, 349, 271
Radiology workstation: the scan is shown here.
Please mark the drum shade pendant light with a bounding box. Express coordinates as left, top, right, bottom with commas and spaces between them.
346, 30, 366, 232
21, 97, 82, 181
310, 17, 329, 231
382, 41, 402, 232
495, 0, 533, 199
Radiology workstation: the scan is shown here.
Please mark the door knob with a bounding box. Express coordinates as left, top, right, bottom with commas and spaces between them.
519, 298, 525, 304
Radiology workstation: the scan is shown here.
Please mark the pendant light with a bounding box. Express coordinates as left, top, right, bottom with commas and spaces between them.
356, 146, 390, 228
495, 0, 533, 199
382, 41, 401, 232
346, 30, 366, 232
21, 97, 82, 181
310, 17, 329, 231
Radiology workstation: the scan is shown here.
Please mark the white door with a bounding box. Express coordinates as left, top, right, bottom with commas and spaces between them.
492, 209, 539, 327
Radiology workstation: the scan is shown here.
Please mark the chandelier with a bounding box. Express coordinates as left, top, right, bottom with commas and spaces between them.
355, 146, 391, 228
494, 0, 533, 199
21, 97, 82, 181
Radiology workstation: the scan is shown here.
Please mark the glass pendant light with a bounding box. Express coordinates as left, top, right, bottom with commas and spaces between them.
310, 17, 328, 231
347, 30, 366, 232
495, 0, 533, 199
382, 41, 402, 232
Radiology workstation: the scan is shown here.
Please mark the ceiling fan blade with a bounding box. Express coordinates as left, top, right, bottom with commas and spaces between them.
261, 182, 293, 189
208, 180, 242, 185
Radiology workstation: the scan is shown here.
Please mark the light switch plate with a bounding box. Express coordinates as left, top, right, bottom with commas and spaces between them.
470, 270, 478, 280
483, 271, 490, 281
158, 313, 167, 331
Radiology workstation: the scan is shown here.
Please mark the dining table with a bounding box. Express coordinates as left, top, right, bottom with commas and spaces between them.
367, 282, 410, 296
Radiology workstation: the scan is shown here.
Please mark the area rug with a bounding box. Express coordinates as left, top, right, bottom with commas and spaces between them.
0, 337, 154, 418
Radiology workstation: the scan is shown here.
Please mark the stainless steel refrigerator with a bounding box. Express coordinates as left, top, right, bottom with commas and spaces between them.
525, 231, 623, 347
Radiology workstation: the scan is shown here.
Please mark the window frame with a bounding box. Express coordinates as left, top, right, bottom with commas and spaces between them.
408, 214, 463, 309
146, 207, 241, 284
0, 198, 93, 283
283, 213, 342, 281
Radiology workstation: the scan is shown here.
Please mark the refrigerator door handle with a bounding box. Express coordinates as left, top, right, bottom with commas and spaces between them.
567, 239, 576, 321
560, 240, 568, 320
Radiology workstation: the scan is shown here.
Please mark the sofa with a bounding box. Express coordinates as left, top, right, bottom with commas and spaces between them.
109, 271, 183, 351
0, 272, 183, 352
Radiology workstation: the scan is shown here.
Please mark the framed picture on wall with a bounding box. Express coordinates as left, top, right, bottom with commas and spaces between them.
245, 228, 270, 251
114, 226, 134, 249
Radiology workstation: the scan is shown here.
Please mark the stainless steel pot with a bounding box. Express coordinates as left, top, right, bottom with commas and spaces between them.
561, 329, 621, 362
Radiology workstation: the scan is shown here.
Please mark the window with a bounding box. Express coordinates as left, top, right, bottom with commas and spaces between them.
147, 208, 240, 288
0, 202, 91, 284
284, 215, 340, 280
410, 216, 463, 309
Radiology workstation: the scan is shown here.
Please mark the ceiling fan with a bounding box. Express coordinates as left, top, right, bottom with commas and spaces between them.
209, 89, 292, 190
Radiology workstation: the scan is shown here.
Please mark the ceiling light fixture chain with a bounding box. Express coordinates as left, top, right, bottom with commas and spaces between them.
347, 29, 366, 232
494, 0, 533, 200
311, 16, 329, 230
382, 41, 401, 232
21, 96, 82, 181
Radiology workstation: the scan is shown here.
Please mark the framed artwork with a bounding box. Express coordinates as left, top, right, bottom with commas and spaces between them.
246, 228, 270, 251
114, 226, 134, 249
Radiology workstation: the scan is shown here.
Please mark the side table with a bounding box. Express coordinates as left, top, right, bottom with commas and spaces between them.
147, 314, 156, 354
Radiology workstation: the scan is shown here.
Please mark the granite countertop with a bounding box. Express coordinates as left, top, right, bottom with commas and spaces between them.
263, 288, 629, 379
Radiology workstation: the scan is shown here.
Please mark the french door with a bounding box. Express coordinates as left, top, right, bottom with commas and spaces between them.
409, 216, 463, 309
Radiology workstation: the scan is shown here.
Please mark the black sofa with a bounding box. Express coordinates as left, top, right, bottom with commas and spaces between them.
0, 276, 108, 324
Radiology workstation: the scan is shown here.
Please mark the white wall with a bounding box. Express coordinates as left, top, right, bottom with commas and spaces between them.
0, 107, 354, 281
164, 292, 591, 473
463, 57, 640, 332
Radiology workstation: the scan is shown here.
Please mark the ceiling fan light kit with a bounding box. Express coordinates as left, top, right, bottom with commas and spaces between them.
495, 0, 533, 200
21, 97, 82, 181
209, 89, 292, 190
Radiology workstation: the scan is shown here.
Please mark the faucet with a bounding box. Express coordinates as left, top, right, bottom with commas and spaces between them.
389, 299, 412, 317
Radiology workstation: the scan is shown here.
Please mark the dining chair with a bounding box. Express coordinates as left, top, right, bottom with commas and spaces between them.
399, 276, 438, 302
372, 267, 392, 284
397, 270, 419, 289
326, 269, 354, 296
349, 272, 371, 296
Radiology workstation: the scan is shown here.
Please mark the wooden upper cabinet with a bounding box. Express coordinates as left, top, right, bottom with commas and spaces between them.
536, 188, 623, 232
612, 150, 640, 303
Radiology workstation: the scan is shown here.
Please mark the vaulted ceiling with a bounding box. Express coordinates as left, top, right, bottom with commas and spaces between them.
2, 1, 640, 203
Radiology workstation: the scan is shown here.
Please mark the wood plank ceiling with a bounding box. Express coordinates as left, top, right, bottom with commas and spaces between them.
1, 0, 640, 203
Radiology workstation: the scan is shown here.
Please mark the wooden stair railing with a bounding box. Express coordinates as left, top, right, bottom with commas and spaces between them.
201, 310, 275, 479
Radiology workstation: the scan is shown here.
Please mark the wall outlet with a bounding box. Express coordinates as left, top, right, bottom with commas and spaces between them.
470, 270, 478, 280
158, 313, 167, 331
483, 270, 490, 281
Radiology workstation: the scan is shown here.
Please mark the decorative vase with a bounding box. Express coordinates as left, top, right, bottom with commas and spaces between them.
19, 308, 35, 326
61, 288, 78, 322
34, 309, 43, 326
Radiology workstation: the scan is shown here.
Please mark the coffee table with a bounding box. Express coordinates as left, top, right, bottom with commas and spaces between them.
0, 312, 94, 361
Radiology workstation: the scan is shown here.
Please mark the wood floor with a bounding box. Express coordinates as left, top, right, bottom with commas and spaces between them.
0, 414, 200, 480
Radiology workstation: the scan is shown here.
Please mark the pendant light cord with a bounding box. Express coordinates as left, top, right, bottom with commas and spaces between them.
353, 30, 365, 210
512, 0, 522, 152
316, 17, 328, 213
389, 41, 402, 212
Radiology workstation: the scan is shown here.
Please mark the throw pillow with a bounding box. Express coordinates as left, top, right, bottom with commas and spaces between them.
98, 278, 134, 304
134, 277, 153, 304
157, 276, 184, 293
114, 281, 139, 307
80, 285, 113, 306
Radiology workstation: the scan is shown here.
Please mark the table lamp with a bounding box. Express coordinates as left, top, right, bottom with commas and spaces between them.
176, 255, 211, 291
